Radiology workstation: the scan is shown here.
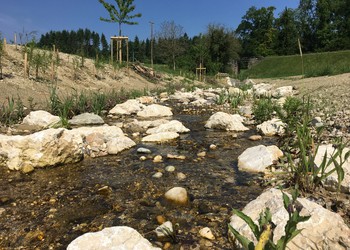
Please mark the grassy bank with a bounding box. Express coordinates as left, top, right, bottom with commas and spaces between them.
241, 50, 350, 79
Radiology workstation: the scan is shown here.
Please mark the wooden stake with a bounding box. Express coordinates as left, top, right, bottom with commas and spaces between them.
14, 33, 17, 50
298, 38, 304, 77
24, 52, 28, 78
3, 38, 7, 53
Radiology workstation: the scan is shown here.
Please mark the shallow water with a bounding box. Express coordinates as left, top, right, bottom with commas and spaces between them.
0, 106, 277, 249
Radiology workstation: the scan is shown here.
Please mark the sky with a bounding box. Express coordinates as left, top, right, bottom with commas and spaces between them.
0, 0, 300, 43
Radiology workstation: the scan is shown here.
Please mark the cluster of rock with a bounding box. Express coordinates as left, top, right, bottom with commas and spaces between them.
1, 80, 350, 249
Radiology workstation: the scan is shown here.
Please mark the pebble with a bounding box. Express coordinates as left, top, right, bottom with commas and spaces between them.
209, 144, 217, 150
177, 172, 186, 180
197, 151, 206, 157
137, 147, 152, 154
153, 155, 163, 163
22, 165, 34, 173
199, 227, 215, 240
165, 166, 176, 172
249, 135, 262, 141
164, 187, 189, 205
139, 156, 147, 161
156, 215, 166, 225
167, 154, 186, 160
155, 221, 174, 238
152, 172, 163, 178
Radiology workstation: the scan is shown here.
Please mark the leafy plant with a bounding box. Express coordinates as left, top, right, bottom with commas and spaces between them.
253, 97, 279, 124
229, 189, 310, 250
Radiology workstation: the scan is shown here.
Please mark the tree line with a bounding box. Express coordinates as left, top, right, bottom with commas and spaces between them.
37, 0, 350, 74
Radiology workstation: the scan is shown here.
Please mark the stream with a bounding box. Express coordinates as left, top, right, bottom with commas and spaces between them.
0, 105, 277, 249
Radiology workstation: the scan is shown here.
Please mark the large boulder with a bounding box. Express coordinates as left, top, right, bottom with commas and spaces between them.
106, 137, 136, 154
0, 129, 83, 171
69, 113, 104, 126
238, 145, 283, 172
109, 99, 144, 115
137, 104, 173, 117
314, 144, 350, 194
146, 120, 190, 134
67, 226, 160, 250
229, 188, 350, 249
22, 110, 60, 128
257, 118, 286, 136
205, 112, 249, 131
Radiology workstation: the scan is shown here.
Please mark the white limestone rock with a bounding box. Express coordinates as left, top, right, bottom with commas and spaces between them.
238, 145, 283, 172
142, 132, 179, 142
137, 104, 173, 117
69, 113, 104, 126
164, 187, 189, 205
229, 188, 350, 249
106, 136, 136, 154
272, 86, 294, 98
257, 118, 286, 136
67, 226, 161, 250
109, 99, 144, 115
146, 120, 190, 134
22, 110, 60, 128
205, 112, 249, 131
252, 83, 273, 97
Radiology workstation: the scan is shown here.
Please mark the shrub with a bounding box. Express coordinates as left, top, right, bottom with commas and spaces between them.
253, 97, 279, 124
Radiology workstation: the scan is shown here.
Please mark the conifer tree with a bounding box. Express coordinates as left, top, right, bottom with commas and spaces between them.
98, 0, 142, 36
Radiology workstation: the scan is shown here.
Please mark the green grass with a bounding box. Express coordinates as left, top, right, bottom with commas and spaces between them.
240, 50, 350, 79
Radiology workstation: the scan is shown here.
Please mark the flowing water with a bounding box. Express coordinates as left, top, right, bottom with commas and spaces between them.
0, 106, 277, 249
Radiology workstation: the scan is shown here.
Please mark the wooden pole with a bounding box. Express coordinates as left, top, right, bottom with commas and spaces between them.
126, 38, 129, 69
3, 38, 7, 53
24, 52, 28, 78
110, 38, 113, 65
298, 38, 304, 77
14, 33, 17, 50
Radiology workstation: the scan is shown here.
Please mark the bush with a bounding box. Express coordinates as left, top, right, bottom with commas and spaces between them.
253, 97, 279, 124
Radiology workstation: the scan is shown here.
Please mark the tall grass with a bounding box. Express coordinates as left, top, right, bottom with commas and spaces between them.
241, 50, 350, 79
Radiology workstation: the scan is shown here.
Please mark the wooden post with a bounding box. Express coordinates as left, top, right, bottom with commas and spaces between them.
298, 38, 304, 77
14, 33, 17, 50
24, 52, 28, 78
3, 38, 7, 53
110, 38, 113, 65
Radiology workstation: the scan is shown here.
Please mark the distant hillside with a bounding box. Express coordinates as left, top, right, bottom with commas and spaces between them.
241, 50, 350, 79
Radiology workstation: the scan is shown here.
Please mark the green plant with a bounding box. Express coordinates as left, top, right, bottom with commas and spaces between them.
91, 92, 106, 115
229, 189, 310, 250
253, 97, 279, 124
31, 49, 51, 79
228, 93, 244, 109
48, 85, 61, 115
216, 90, 228, 105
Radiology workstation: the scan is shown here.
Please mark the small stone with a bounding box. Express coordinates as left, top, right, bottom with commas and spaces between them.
197, 151, 206, 157
209, 144, 217, 150
164, 187, 189, 205
155, 221, 174, 238
165, 166, 176, 172
22, 165, 34, 173
49, 198, 57, 204
97, 186, 112, 196
163, 242, 172, 249
132, 132, 140, 137
0, 208, 5, 215
177, 172, 186, 180
153, 155, 163, 163
152, 172, 163, 178
249, 135, 262, 141
199, 227, 215, 240
156, 215, 166, 225
167, 154, 186, 160
137, 147, 152, 154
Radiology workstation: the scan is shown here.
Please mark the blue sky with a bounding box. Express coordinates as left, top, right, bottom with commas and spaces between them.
1, 0, 299, 42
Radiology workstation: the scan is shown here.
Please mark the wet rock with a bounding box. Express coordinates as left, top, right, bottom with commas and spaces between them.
165, 166, 176, 172
67, 226, 160, 250
164, 187, 189, 205
205, 112, 249, 131
153, 155, 163, 163
199, 227, 215, 240
137, 147, 152, 154
229, 188, 350, 249
197, 151, 206, 157
125, 119, 169, 133
249, 135, 262, 141
106, 136, 136, 154
137, 104, 173, 117
146, 120, 190, 134
257, 118, 286, 136
69, 113, 104, 126
142, 132, 179, 142
314, 144, 350, 194
177, 172, 186, 180
155, 221, 174, 239
152, 172, 163, 178
109, 99, 144, 115
238, 145, 283, 172
22, 110, 60, 128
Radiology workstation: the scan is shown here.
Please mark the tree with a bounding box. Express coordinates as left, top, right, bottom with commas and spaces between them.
100, 33, 110, 59
156, 20, 185, 70
275, 8, 299, 55
205, 24, 241, 74
98, 0, 142, 36
236, 6, 277, 57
